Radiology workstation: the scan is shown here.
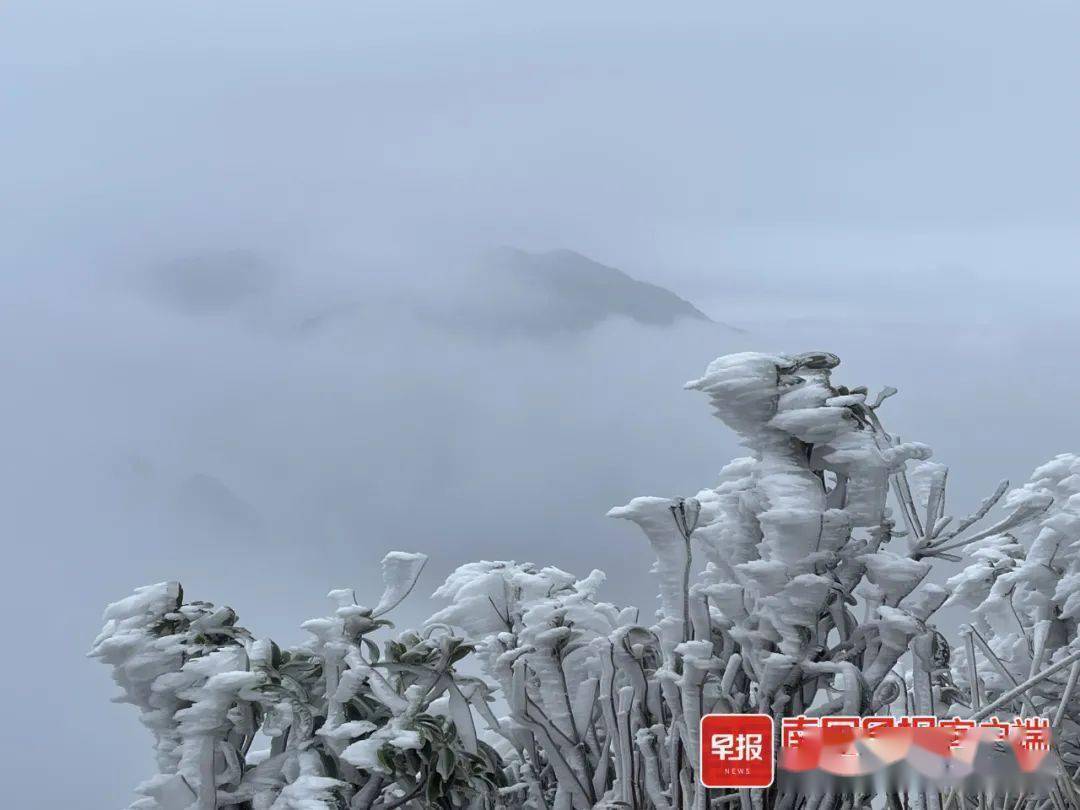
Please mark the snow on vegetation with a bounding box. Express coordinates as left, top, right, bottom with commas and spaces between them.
94, 351, 1080, 809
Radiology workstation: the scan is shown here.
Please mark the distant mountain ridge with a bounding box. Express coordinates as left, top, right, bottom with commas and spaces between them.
134, 246, 726, 338
482, 248, 713, 330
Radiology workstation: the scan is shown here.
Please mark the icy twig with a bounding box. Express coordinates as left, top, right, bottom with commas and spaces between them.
968, 647, 1080, 723
926, 495, 1051, 557
1052, 660, 1080, 731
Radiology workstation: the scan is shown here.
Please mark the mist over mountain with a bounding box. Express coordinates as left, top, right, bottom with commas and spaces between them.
173, 473, 261, 533
109, 245, 730, 534
136, 246, 727, 339
440, 247, 718, 335
138, 250, 280, 314
284, 247, 726, 339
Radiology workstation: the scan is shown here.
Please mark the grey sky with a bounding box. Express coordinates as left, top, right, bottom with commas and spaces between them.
4, 2, 1080, 807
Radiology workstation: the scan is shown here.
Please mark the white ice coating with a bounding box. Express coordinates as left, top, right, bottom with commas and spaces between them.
946, 453, 1080, 727
372, 551, 428, 617
98, 350, 1080, 807
605, 497, 690, 632
667, 352, 928, 702
341, 727, 422, 771
90, 552, 498, 810
268, 775, 350, 810
425, 350, 987, 807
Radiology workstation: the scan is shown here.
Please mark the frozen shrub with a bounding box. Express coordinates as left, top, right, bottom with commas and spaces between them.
946, 455, 1080, 768
92, 552, 507, 809
97, 351, 1080, 809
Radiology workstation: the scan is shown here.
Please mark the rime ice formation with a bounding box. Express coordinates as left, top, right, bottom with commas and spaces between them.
946, 455, 1080, 730
96, 352, 1080, 809
91, 553, 509, 810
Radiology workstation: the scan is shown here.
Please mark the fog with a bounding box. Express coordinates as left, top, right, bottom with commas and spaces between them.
4, 1, 1080, 806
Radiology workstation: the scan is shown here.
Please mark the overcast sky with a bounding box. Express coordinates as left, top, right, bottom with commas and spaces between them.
5, 2, 1080, 807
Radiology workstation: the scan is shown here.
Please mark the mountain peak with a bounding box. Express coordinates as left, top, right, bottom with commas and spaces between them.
472, 247, 715, 333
